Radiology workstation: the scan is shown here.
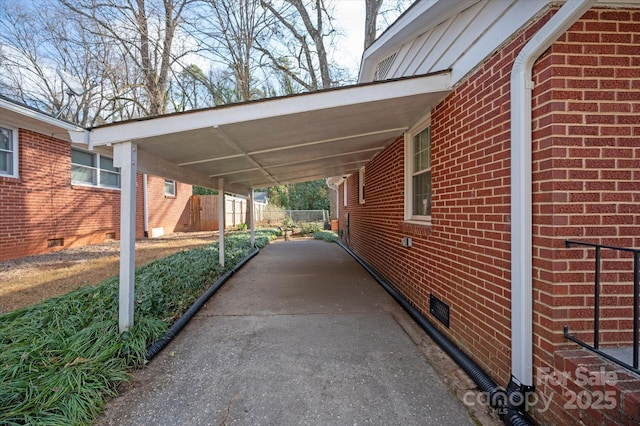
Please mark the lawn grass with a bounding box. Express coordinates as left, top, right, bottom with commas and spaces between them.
0, 230, 278, 425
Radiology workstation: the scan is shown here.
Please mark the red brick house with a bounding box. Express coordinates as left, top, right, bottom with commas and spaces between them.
43, 0, 638, 423
0, 96, 192, 261
334, 0, 640, 424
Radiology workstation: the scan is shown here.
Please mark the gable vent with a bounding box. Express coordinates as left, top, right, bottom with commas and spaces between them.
374, 52, 397, 81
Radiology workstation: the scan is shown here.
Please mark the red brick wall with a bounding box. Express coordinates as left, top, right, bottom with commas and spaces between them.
0, 129, 118, 260
530, 8, 640, 425
145, 175, 192, 234
0, 129, 192, 261
340, 7, 639, 425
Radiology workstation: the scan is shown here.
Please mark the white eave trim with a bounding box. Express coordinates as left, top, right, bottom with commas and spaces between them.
0, 97, 83, 133
81, 72, 451, 148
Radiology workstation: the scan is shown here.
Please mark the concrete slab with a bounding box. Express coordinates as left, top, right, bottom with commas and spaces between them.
96, 239, 478, 425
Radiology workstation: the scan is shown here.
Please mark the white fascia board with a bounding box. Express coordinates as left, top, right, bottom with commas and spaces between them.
83, 72, 451, 148
68, 129, 90, 145
0, 98, 83, 133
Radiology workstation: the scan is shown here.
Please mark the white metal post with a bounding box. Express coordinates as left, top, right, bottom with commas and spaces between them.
218, 178, 225, 267
113, 142, 137, 333
249, 189, 255, 247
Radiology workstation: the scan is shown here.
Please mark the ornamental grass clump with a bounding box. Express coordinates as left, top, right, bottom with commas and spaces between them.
0, 230, 278, 425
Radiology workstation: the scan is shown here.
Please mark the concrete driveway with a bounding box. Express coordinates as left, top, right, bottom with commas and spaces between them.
96, 239, 480, 425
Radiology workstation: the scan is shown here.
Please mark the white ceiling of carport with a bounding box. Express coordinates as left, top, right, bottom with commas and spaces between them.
71, 72, 451, 195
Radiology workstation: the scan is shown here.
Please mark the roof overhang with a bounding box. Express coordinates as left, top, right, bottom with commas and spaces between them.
0, 96, 82, 141
69, 72, 452, 194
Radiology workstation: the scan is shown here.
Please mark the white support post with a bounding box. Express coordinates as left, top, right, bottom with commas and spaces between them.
218, 178, 225, 267
249, 189, 255, 247
113, 142, 137, 333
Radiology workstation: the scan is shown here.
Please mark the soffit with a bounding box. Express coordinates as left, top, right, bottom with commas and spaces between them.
74, 72, 451, 194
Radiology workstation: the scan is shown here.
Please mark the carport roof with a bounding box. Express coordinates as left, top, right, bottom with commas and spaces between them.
70, 71, 451, 194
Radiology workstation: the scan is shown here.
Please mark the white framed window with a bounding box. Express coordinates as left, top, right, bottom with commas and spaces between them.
71, 147, 120, 188
0, 125, 19, 178
405, 115, 432, 222
164, 179, 176, 196
358, 167, 365, 204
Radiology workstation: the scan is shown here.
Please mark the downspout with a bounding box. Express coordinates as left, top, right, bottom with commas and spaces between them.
143, 174, 149, 238
509, 0, 595, 409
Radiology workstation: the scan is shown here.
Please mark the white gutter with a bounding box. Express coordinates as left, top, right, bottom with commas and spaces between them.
510, 0, 596, 389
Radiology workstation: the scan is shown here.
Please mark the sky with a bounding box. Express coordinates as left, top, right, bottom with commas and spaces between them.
332, 0, 367, 77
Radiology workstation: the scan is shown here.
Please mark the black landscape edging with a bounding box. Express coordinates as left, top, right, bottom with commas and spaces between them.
145, 246, 260, 360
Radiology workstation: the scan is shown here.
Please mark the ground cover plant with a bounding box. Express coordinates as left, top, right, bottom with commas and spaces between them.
313, 230, 338, 242
0, 230, 278, 425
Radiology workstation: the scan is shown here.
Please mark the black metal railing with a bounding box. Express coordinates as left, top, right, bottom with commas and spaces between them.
564, 240, 640, 374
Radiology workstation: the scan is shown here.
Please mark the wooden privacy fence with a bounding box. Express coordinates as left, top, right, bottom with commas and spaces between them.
190, 195, 219, 231
189, 195, 266, 231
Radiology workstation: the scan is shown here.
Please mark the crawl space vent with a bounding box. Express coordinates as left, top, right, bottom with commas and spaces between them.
429, 293, 450, 328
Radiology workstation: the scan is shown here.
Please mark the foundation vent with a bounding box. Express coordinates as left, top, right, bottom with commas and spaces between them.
47, 238, 64, 248
429, 293, 450, 328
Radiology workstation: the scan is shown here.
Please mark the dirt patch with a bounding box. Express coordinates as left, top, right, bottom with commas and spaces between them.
0, 232, 220, 314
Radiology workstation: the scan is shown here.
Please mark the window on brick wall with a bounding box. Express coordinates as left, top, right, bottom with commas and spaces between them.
71, 147, 120, 188
164, 179, 176, 196
0, 125, 18, 178
405, 115, 431, 222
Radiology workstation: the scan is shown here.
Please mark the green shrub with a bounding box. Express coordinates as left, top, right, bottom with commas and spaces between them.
0, 229, 278, 425
313, 230, 338, 242
298, 222, 322, 235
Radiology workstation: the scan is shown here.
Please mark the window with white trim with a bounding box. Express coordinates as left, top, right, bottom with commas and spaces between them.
405, 116, 432, 222
0, 125, 18, 177
164, 179, 176, 196
71, 147, 120, 188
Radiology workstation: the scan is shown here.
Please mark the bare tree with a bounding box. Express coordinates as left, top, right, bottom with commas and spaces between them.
259, 0, 338, 91
191, 0, 267, 102
364, 0, 384, 50
59, 0, 194, 117
0, 0, 117, 125
0, 1, 60, 112
365, 0, 413, 49
169, 64, 240, 111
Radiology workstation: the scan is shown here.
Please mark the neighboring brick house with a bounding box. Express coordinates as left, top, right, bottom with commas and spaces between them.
337, 0, 640, 425
0, 96, 191, 261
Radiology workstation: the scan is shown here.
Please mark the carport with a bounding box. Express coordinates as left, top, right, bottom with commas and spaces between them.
67, 72, 452, 333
